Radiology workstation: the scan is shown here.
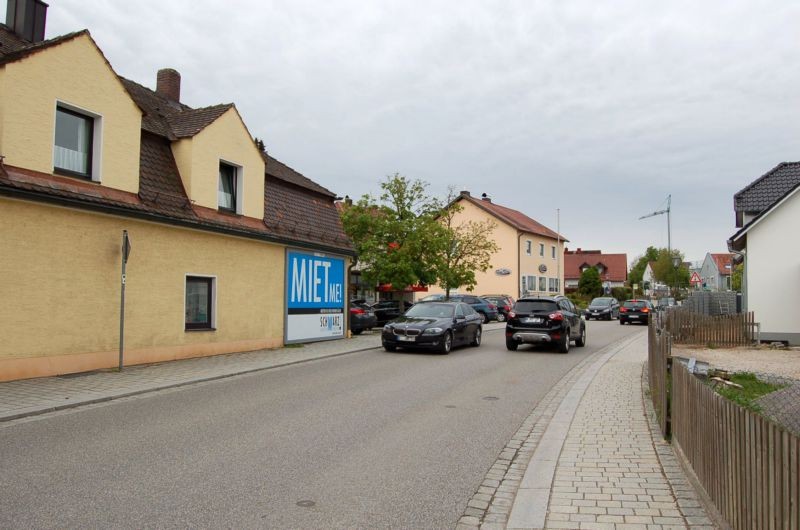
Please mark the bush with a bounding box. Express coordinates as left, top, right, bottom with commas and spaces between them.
612, 287, 632, 300
568, 293, 591, 310
578, 268, 602, 298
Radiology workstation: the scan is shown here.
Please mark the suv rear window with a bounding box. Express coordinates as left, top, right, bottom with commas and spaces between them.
515, 300, 558, 313
623, 300, 648, 309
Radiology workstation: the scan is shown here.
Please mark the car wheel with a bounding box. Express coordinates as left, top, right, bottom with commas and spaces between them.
440, 331, 453, 354
470, 326, 482, 347
620, 319, 625, 325
558, 328, 570, 353
352, 329, 363, 335
496, 313, 506, 322
384, 343, 396, 352
575, 325, 586, 347
505, 338, 518, 351
479, 312, 489, 324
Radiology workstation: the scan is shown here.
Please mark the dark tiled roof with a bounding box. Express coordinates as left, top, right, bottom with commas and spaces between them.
264, 154, 336, 198
458, 194, 567, 241
119, 77, 186, 138
166, 104, 234, 138
0, 26, 86, 63
264, 176, 350, 247
137, 132, 194, 215
734, 162, 800, 214
564, 251, 628, 282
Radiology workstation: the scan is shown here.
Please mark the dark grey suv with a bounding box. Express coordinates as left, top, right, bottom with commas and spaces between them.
505, 295, 586, 353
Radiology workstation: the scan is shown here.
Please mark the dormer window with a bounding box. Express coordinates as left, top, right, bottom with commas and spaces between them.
54, 106, 95, 179
218, 161, 238, 213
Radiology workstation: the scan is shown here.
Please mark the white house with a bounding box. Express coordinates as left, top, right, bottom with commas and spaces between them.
729, 162, 800, 345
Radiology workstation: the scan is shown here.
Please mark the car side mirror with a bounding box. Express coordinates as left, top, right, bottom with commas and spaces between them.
455, 315, 465, 322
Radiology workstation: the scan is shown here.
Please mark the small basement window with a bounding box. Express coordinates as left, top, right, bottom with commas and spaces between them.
185, 276, 215, 330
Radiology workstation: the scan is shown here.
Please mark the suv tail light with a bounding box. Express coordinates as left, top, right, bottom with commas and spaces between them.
351, 307, 365, 314
620, 307, 628, 313
641, 307, 649, 313
548, 311, 564, 321
508, 311, 516, 319
488, 303, 497, 310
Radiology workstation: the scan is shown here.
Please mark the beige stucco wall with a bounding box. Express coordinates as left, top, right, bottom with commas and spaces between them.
744, 189, 800, 340
421, 199, 565, 299
171, 109, 265, 218
0, 34, 142, 193
0, 198, 288, 381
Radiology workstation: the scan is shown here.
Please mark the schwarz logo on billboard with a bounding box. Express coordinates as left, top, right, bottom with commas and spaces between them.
285, 251, 345, 342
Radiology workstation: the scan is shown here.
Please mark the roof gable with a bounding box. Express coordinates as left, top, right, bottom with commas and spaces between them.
564, 251, 628, 282
734, 162, 800, 215
456, 193, 567, 241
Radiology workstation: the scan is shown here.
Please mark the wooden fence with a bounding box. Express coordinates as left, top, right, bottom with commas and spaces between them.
671, 361, 800, 530
663, 308, 757, 347
647, 320, 670, 437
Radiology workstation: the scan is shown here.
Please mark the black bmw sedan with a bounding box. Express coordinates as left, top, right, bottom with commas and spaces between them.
381, 301, 483, 354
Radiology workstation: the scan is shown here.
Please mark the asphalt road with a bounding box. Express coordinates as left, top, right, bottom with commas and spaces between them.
0, 320, 641, 529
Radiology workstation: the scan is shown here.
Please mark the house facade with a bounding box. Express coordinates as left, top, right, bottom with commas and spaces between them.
698, 252, 733, 291
563, 249, 627, 292
420, 191, 567, 300
0, 4, 353, 381
729, 161, 800, 345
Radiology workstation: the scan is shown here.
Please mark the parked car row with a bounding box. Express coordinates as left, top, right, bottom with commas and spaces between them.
372, 294, 654, 355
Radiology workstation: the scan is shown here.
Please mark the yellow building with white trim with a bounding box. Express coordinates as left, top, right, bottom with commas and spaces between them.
0, 5, 353, 381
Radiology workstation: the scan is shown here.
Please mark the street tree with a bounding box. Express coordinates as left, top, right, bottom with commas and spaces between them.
652, 248, 690, 290
578, 267, 602, 298
340, 174, 442, 291
628, 246, 659, 287
731, 262, 743, 292
428, 192, 499, 297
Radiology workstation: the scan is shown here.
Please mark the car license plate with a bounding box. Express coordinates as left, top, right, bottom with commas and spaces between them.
397, 335, 415, 342
629, 315, 639, 319
592, 311, 599, 315
523, 317, 543, 324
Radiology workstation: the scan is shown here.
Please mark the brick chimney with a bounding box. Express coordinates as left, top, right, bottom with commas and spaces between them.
6, 0, 48, 43
156, 68, 181, 102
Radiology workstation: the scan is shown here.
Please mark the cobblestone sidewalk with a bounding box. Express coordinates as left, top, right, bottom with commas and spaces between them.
458, 332, 715, 530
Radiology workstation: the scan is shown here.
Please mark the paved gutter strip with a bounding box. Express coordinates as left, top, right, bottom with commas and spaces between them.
456, 332, 644, 530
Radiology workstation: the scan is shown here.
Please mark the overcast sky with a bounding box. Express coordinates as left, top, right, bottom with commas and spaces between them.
18, 1, 800, 265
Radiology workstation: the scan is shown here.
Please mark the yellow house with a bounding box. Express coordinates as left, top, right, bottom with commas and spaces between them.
0, 5, 353, 381
423, 191, 567, 300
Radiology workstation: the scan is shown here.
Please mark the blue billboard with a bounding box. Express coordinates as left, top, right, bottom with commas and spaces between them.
285, 251, 345, 342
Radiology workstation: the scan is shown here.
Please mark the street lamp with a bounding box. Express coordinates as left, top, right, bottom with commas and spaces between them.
672, 256, 681, 298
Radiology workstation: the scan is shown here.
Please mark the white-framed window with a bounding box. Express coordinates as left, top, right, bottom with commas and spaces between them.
185, 275, 217, 330
548, 278, 559, 292
218, 160, 242, 213
54, 102, 102, 181
551, 245, 556, 259
527, 275, 536, 292
539, 277, 547, 291
539, 243, 544, 257
525, 240, 532, 256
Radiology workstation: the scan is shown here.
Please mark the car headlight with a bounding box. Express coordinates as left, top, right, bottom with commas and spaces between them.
422, 327, 444, 335
383, 324, 393, 332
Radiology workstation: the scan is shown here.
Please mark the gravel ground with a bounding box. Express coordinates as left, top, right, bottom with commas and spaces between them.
672, 344, 800, 436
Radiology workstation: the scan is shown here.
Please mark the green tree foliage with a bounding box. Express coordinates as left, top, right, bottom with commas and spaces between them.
428, 191, 499, 297
652, 248, 690, 288
578, 267, 602, 298
340, 174, 442, 290
731, 262, 743, 292
628, 246, 659, 287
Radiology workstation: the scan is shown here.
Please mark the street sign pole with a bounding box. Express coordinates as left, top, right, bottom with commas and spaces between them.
119, 230, 131, 371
